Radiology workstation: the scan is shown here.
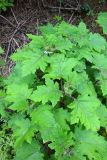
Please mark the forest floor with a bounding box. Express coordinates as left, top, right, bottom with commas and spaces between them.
0, 0, 107, 75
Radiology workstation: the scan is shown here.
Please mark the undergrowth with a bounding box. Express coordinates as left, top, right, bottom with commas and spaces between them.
0, 0, 14, 11
1, 12, 107, 160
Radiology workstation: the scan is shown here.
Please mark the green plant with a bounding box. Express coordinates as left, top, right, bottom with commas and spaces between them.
0, 122, 14, 160
0, 0, 14, 11
1, 13, 107, 159
80, 3, 93, 16
54, 15, 62, 22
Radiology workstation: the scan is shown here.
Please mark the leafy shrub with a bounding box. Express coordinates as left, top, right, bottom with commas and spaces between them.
1, 13, 107, 159
0, 0, 14, 11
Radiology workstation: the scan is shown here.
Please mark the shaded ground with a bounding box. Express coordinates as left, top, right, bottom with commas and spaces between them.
0, 0, 79, 54
0, 0, 107, 75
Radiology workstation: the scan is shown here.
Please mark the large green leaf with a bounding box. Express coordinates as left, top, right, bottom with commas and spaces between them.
14, 141, 43, 160
93, 54, 107, 95
11, 48, 48, 76
30, 79, 62, 106
5, 63, 35, 86
49, 131, 73, 159
31, 105, 57, 141
68, 95, 100, 131
9, 114, 35, 147
53, 108, 70, 131
6, 84, 32, 111
89, 33, 106, 52
97, 105, 107, 131
45, 54, 78, 80
73, 128, 107, 160
67, 71, 96, 96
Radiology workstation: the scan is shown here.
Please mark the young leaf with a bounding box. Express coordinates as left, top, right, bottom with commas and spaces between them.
56, 21, 77, 37
40, 23, 56, 35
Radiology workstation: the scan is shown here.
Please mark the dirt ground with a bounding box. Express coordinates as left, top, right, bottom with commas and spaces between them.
0, 0, 107, 64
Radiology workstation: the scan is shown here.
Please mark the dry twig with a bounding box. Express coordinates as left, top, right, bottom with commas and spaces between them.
11, 8, 19, 25
5, 23, 20, 62
0, 15, 16, 28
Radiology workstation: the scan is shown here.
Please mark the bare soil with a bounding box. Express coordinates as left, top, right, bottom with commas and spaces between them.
0, 0, 107, 72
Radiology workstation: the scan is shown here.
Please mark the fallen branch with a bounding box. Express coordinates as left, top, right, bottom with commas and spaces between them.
43, 5, 80, 11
